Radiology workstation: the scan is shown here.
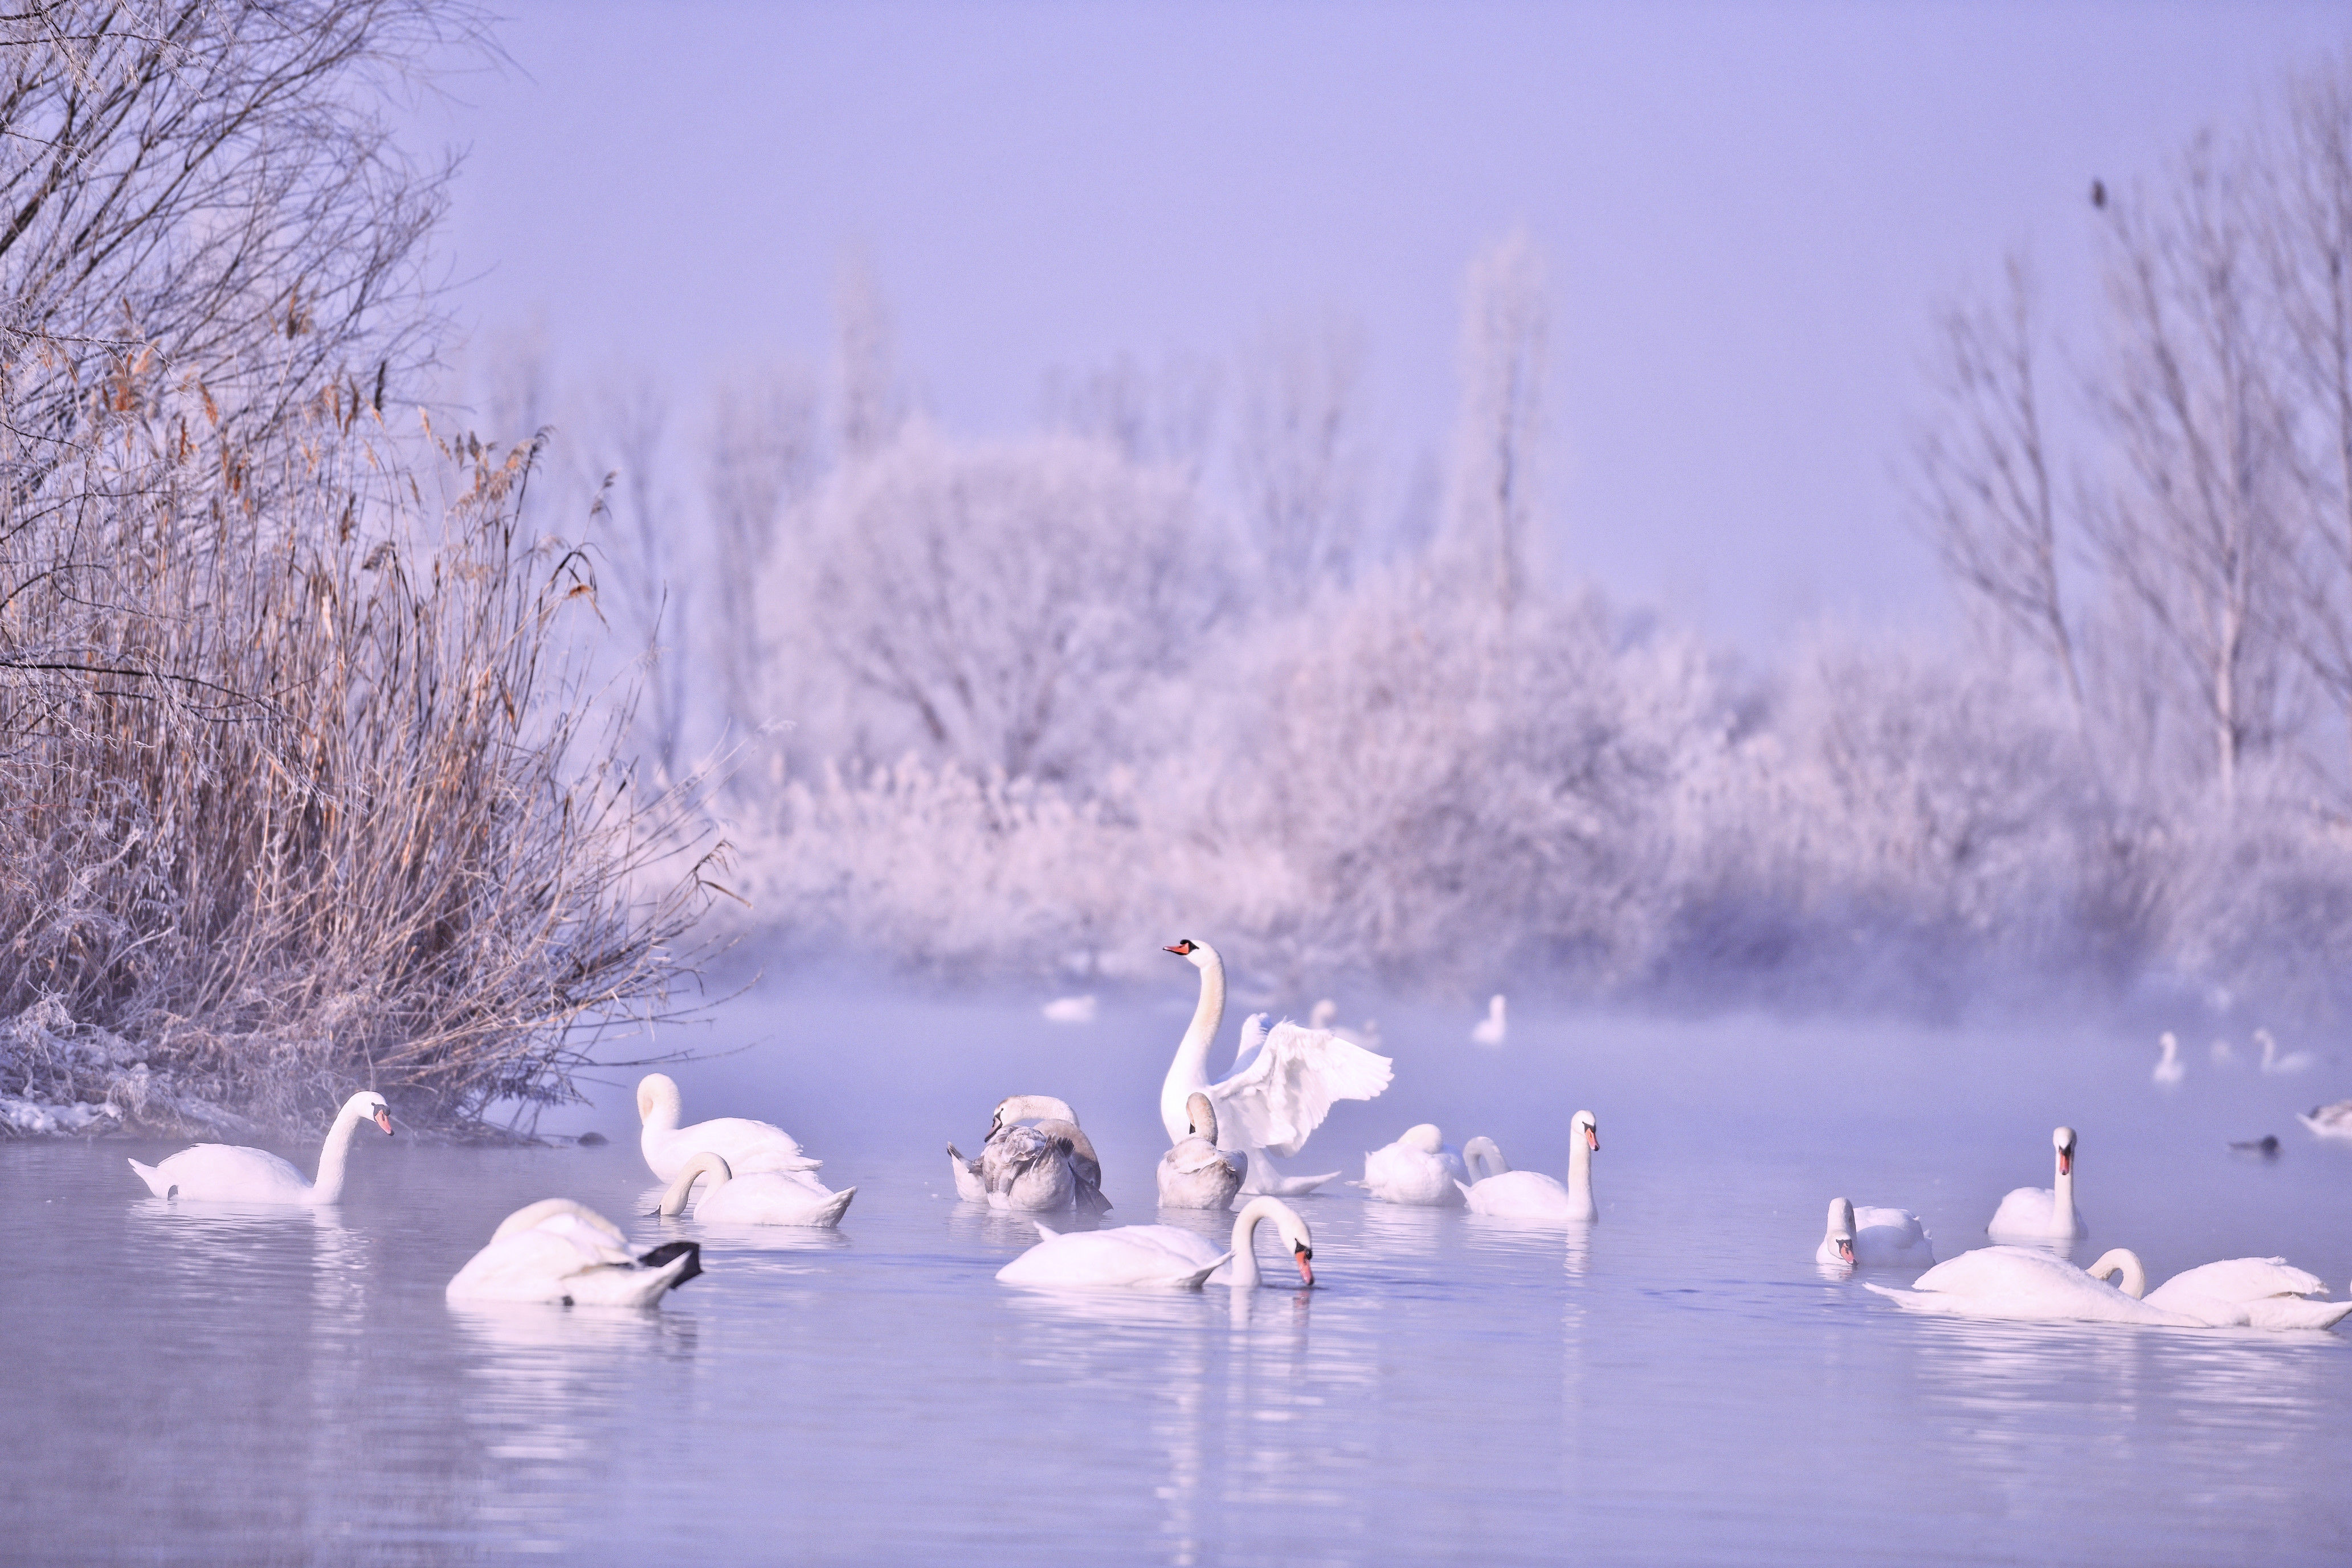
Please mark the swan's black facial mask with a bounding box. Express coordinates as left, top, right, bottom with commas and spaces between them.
1163, 940, 1196, 956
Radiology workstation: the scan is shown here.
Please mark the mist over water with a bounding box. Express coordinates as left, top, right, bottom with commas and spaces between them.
10, 979, 2347, 1563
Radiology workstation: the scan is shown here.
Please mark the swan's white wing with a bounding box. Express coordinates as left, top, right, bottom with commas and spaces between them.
1208, 1020, 1392, 1158
2149, 1257, 2327, 1306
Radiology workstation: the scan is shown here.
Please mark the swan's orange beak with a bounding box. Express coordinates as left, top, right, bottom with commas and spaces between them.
2059, 1149, 2071, 1175
1585, 1124, 1599, 1153
1836, 1237, 1855, 1264
1294, 1243, 1314, 1287
375, 1108, 394, 1136
1163, 940, 1194, 957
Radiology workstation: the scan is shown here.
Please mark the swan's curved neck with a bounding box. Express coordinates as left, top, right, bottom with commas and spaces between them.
308, 1105, 368, 1204
640, 1084, 680, 1136
1162, 949, 1226, 1141
1463, 1137, 1506, 1181
2085, 1248, 2145, 1297
1227, 1195, 1289, 1289
657, 1152, 731, 1216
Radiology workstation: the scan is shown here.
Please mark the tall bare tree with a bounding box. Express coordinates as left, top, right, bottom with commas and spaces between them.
704, 366, 819, 749
1234, 318, 1368, 603
1444, 230, 1552, 617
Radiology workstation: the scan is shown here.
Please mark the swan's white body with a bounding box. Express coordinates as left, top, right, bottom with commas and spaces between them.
949, 1095, 1110, 1212
996, 1196, 1314, 1291
1354, 1124, 1469, 1207
1459, 1110, 1598, 1223
2153, 1032, 2184, 1087
1471, 994, 1507, 1046
2256, 1029, 2315, 1075
446, 1199, 702, 1306
1159, 940, 1392, 1196
1987, 1125, 2087, 1240
2144, 1257, 2352, 1330
656, 1152, 855, 1227
1158, 1092, 1243, 1211
636, 1073, 819, 1181
126, 1091, 393, 1205
1815, 1197, 1934, 1268
2301, 1100, 2352, 1140
1868, 1246, 2187, 1325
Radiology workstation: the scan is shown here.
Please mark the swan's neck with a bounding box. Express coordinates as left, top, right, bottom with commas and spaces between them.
657, 1153, 730, 1216
1566, 1133, 1594, 1211
2085, 1248, 2145, 1297
308, 1105, 366, 1203
1227, 1195, 1287, 1289
1162, 952, 1226, 1141
2052, 1150, 2075, 1234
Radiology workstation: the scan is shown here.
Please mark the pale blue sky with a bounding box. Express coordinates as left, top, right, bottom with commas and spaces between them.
417, 2, 2349, 649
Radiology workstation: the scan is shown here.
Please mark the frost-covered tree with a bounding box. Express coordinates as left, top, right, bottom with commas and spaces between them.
1444, 231, 1553, 616
1234, 319, 1369, 603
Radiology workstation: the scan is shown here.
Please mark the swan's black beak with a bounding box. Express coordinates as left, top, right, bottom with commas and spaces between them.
374, 1108, 394, 1136
1294, 1242, 1314, 1288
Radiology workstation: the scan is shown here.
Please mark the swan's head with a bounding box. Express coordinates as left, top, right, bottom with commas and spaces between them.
1573, 1109, 1599, 1153
1185, 1092, 1217, 1141
1400, 1123, 1446, 1154
345, 1090, 394, 1136
2052, 1125, 2077, 1175
1823, 1197, 1857, 1265
1267, 1200, 1315, 1287
636, 1073, 681, 1125
1163, 937, 1218, 970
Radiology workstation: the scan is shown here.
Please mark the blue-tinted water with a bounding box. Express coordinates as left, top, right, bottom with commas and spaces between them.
3, 989, 2347, 1563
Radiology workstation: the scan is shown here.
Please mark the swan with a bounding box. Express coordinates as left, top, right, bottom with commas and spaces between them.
1866, 1246, 2194, 1325
1987, 1125, 2087, 1240
635, 1073, 820, 1181
948, 1095, 1110, 1212
2256, 1028, 2315, 1075
1157, 1092, 1243, 1211
1161, 938, 1393, 1196
1460, 1135, 1507, 1182
1352, 1124, 1469, 1206
996, 1195, 1315, 1291
2300, 1100, 2352, 1140
447, 1198, 703, 1306
1459, 1109, 1598, 1223
654, 1151, 856, 1227
2141, 1256, 2352, 1330
1309, 999, 1383, 1051
1815, 1197, 1934, 1268
2153, 1032, 2184, 1087
1471, 994, 1507, 1046
126, 1091, 392, 1204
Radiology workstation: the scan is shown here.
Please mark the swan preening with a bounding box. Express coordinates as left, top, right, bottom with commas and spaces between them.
949, 1095, 1111, 1212
636, 1073, 820, 1182
1354, 1124, 1469, 1207
2302, 1100, 2352, 1140
1158, 1092, 1244, 1211
1869, 1244, 2351, 1329
996, 1196, 1315, 1291
1816, 1198, 1934, 1269
2153, 1032, 2184, 1087
656, 1151, 856, 1227
1161, 938, 1394, 1197
447, 1199, 703, 1306
1458, 1111, 1598, 1223
127, 1091, 393, 1204
1986, 1126, 2087, 1241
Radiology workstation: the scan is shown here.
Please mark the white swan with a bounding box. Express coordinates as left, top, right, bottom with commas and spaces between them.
635, 1072, 820, 1181
1987, 1125, 2087, 1240
1471, 994, 1507, 1046
996, 1195, 1315, 1291
2256, 1028, 2315, 1075
446, 1198, 702, 1306
1161, 938, 1393, 1196
2153, 1032, 2184, 1087
1460, 1135, 1507, 1182
2142, 1256, 2352, 1330
1867, 1246, 2191, 1324
948, 1095, 1110, 1212
655, 1151, 856, 1227
1309, 998, 1383, 1051
2300, 1100, 2352, 1140
1353, 1124, 1469, 1207
1459, 1110, 1598, 1223
126, 1091, 392, 1204
1157, 1092, 1243, 1211
1815, 1197, 1934, 1268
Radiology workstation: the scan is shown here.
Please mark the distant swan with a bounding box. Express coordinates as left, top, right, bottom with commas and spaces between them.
949, 1095, 1110, 1212
2301, 1100, 2352, 1140
996, 1195, 1315, 1291
2152, 1032, 2184, 1087
127, 1091, 392, 1205
1986, 1125, 2086, 1240
636, 1073, 820, 1181
1471, 995, 1507, 1046
1353, 1124, 1469, 1206
1815, 1197, 1934, 1268
655, 1151, 855, 1227
1042, 995, 1097, 1024
1161, 939, 1393, 1196
1867, 1246, 2185, 1324
1459, 1109, 1598, 1223
2256, 1028, 2314, 1075
447, 1198, 702, 1306
1158, 1092, 1243, 1211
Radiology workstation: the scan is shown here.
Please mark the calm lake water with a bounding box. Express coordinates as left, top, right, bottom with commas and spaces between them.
4, 983, 2349, 1564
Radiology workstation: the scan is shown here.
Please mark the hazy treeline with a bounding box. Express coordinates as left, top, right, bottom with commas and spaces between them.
0, 2, 720, 1129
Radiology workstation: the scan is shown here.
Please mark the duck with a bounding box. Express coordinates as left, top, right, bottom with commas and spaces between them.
995, 1195, 1315, 1291
1458, 1110, 1598, 1223
1353, 1124, 1469, 1206
2152, 1032, 2184, 1087
654, 1151, 855, 1227
635, 1072, 820, 1182
1815, 1197, 1934, 1269
1867, 1246, 2190, 1325
1471, 994, 1507, 1046
1986, 1125, 2088, 1240
126, 1091, 392, 1204
1161, 938, 1393, 1196
2300, 1100, 2352, 1140
1157, 1092, 1243, 1211
948, 1095, 1110, 1212
446, 1198, 702, 1306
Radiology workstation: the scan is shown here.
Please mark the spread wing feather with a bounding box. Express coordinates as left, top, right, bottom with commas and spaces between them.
1207, 1020, 1393, 1158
